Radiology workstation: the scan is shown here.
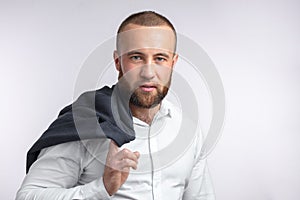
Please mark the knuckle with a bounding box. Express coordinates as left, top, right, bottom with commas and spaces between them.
122, 149, 130, 157
123, 158, 130, 165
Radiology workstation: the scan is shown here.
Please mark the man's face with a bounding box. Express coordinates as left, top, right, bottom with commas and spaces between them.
114, 24, 178, 108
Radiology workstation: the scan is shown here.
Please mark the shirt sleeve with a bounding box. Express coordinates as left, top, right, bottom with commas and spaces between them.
182, 158, 216, 200
16, 141, 111, 200
182, 132, 216, 200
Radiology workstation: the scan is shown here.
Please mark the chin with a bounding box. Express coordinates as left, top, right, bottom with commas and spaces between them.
130, 90, 166, 109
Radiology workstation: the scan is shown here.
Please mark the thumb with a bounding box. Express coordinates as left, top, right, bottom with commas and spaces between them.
109, 140, 119, 154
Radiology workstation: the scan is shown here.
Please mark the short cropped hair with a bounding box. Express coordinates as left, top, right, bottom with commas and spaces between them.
116, 11, 177, 52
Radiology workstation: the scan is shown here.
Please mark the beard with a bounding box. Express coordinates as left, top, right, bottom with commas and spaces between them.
129, 85, 169, 108
118, 69, 171, 109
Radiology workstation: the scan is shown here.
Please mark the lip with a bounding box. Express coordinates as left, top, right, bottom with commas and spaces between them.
139, 83, 157, 92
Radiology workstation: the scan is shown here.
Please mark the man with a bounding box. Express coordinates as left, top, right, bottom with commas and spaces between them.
16, 11, 215, 199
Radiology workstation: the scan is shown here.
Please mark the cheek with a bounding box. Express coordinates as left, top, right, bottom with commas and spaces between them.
120, 59, 140, 74
156, 65, 173, 80
120, 61, 142, 81
121, 65, 140, 78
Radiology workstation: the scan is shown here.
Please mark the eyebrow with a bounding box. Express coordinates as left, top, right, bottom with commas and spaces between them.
126, 51, 171, 59
126, 51, 145, 57
154, 53, 170, 59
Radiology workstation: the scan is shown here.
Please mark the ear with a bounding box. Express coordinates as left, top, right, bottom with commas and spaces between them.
113, 50, 121, 71
171, 53, 179, 68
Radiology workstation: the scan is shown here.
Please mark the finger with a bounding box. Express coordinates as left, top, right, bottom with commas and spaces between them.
134, 151, 140, 159
119, 158, 138, 170
122, 167, 130, 173
115, 148, 139, 162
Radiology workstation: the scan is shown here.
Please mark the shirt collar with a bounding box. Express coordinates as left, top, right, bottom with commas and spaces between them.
132, 100, 172, 126
157, 100, 172, 119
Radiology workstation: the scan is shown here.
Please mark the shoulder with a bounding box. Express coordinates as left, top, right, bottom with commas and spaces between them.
37, 139, 110, 166
38, 140, 84, 159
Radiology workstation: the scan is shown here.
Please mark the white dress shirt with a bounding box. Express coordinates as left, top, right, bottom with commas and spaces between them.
16, 100, 215, 200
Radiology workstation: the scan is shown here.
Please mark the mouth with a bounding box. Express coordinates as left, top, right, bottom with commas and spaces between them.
139, 83, 157, 92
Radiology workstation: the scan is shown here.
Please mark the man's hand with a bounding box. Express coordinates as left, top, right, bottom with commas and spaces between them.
103, 140, 140, 196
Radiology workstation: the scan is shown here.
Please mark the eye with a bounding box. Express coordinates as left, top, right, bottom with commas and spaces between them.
155, 57, 167, 62
130, 55, 142, 61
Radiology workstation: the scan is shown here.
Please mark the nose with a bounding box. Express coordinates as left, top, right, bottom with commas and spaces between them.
140, 63, 155, 80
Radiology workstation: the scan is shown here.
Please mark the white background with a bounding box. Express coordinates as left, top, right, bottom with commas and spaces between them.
1, 0, 300, 199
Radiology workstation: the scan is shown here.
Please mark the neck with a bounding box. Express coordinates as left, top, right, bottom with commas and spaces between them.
129, 103, 161, 125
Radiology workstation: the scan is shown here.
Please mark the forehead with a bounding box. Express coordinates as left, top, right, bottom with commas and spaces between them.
117, 24, 176, 55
